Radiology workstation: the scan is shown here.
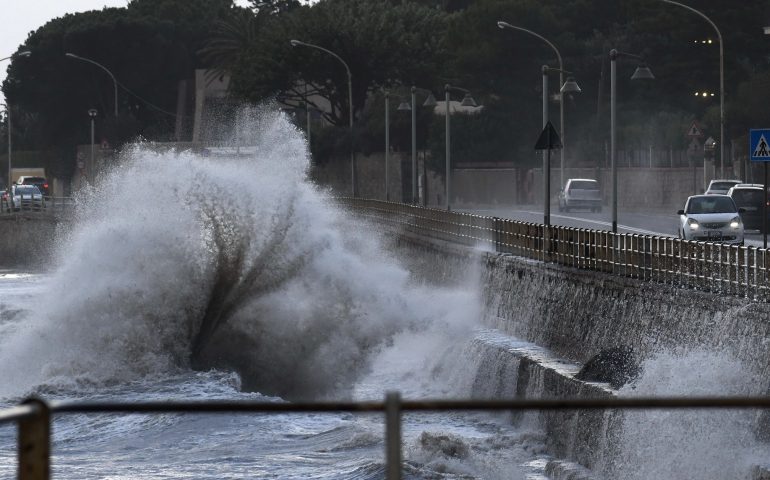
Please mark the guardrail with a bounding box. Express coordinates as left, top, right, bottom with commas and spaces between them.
0, 197, 74, 215
339, 198, 770, 300
3, 394, 770, 480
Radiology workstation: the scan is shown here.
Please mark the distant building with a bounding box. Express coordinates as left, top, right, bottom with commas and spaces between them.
190, 70, 236, 144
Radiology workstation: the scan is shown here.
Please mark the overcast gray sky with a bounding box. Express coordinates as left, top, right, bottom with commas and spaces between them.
0, 1, 130, 102
0, 0, 250, 104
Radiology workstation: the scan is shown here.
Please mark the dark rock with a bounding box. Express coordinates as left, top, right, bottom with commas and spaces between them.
575, 345, 639, 389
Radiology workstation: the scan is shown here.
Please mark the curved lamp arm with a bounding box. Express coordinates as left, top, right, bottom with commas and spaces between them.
497, 21, 563, 72
659, 0, 724, 177
0, 51, 31, 63
65, 53, 118, 116
289, 40, 352, 85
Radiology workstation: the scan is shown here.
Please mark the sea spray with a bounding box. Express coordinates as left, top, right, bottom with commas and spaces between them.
607, 349, 767, 479
0, 107, 483, 400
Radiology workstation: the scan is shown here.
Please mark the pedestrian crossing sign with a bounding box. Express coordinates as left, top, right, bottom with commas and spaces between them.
750, 129, 770, 161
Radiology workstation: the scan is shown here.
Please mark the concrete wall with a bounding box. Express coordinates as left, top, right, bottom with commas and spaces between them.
311, 152, 405, 201
0, 216, 61, 268
345, 160, 742, 212
449, 164, 726, 210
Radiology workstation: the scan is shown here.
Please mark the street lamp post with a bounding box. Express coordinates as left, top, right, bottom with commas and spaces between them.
704, 136, 716, 192
65, 53, 118, 117
88, 109, 98, 173
399, 87, 437, 205
384, 91, 390, 202
1, 104, 9, 193
497, 21, 569, 188
0, 51, 31, 191
659, 0, 724, 178
290, 40, 356, 196
541, 67, 581, 226
610, 49, 655, 233
444, 84, 478, 211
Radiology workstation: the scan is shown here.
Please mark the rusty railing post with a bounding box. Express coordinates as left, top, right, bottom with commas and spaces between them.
19, 398, 50, 480
385, 391, 402, 480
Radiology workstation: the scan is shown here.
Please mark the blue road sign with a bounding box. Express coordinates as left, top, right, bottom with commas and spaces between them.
750, 129, 770, 162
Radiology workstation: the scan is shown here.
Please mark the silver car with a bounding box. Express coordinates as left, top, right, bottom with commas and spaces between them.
558, 178, 602, 213
678, 195, 744, 244
705, 179, 742, 195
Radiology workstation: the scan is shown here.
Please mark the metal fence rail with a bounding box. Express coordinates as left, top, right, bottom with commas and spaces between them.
3, 394, 770, 480
1, 196, 75, 215
341, 198, 770, 301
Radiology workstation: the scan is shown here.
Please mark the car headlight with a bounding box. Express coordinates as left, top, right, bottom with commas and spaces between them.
687, 218, 699, 230
730, 216, 742, 229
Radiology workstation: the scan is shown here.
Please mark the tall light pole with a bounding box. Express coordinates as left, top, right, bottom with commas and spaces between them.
65, 53, 118, 117
88, 109, 98, 174
1, 51, 31, 190
444, 84, 478, 211
659, 0, 724, 178
290, 40, 356, 196
610, 49, 655, 233
497, 21, 569, 188
399, 87, 437, 205
1, 104, 9, 192
542, 67, 581, 226
384, 91, 390, 201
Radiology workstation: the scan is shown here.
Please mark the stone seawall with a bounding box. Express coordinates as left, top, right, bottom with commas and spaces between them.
393, 230, 770, 386
482, 253, 770, 383
391, 229, 770, 475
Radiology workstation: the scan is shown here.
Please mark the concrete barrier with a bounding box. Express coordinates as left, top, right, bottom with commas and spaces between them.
0, 216, 61, 268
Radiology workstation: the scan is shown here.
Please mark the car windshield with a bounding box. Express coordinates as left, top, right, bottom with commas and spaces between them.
22, 177, 45, 183
569, 181, 598, 190
687, 196, 737, 214
709, 181, 739, 191
731, 189, 764, 206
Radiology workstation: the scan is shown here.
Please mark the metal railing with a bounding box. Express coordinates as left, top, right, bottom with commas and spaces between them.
2, 394, 770, 479
340, 198, 770, 300
0, 197, 74, 216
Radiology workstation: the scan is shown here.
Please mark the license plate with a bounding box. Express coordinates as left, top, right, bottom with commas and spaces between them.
706, 231, 722, 240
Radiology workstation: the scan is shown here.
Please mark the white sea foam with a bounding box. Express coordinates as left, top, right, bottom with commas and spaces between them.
609, 350, 768, 479
0, 107, 484, 401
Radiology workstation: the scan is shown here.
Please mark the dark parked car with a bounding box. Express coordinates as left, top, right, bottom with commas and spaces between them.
16, 176, 50, 197
727, 183, 766, 232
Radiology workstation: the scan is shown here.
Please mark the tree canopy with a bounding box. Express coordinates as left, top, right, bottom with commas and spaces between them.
2, 0, 770, 175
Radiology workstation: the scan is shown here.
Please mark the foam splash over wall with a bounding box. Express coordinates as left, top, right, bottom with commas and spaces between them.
608, 350, 767, 479
0, 107, 481, 400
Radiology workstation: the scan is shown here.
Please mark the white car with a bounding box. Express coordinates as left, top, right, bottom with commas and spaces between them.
558, 178, 602, 212
705, 179, 742, 195
678, 195, 744, 244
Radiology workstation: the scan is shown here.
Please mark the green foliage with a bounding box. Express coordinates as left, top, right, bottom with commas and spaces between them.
2, 0, 239, 169
229, 0, 449, 125
3, 0, 770, 180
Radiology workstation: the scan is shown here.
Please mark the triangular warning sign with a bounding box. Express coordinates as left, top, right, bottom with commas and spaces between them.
535, 121, 562, 150
687, 122, 703, 137
753, 134, 770, 158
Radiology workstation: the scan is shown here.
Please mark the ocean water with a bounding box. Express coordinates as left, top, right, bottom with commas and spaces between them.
0, 109, 550, 479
